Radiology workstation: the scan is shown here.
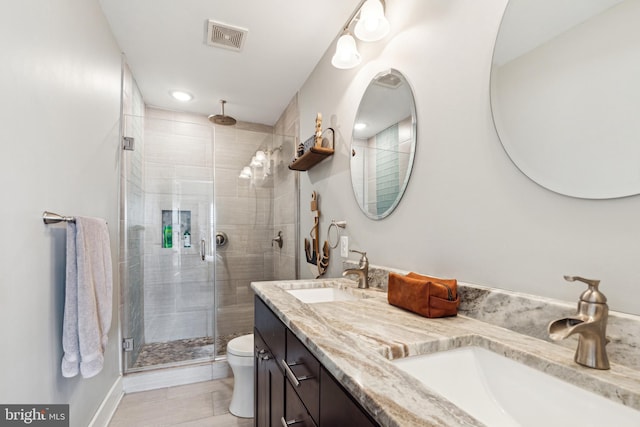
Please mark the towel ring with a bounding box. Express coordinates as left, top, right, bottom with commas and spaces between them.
326, 220, 347, 249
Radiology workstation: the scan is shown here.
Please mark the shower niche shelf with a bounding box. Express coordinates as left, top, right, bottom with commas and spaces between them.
289, 128, 334, 172
161, 210, 191, 249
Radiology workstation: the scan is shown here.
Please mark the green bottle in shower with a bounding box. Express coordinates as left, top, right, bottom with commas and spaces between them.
163, 225, 172, 248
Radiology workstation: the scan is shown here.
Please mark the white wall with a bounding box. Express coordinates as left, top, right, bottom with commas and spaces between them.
0, 1, 122, 426
297, 0, 640, 315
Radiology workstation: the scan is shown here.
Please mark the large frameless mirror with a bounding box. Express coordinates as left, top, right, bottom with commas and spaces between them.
491, 0, 640, 199
351, 69, 417, 219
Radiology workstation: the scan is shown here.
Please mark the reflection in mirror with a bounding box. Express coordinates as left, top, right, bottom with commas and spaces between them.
491, 0, 640, 199
351, 69, 417, 219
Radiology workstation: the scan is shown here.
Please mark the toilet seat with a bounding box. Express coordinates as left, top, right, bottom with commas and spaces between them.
228, 334, 254, 357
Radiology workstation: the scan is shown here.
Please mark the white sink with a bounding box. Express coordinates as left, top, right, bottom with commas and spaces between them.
393, 346, 640, 427
286, 287, 360, 304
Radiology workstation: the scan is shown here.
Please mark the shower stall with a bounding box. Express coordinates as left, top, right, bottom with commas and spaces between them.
120, 103, 296, 372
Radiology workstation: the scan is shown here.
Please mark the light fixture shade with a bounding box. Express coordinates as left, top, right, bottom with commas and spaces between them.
354, 0, 390, 42
331, 34, 361, 69
255, 150, 266, 162
250, 156, 263, 168
239, 166, 252, 178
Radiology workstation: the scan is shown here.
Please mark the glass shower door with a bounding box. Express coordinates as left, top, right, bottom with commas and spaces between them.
121, 108, 290, 372
121, 112, 216, 372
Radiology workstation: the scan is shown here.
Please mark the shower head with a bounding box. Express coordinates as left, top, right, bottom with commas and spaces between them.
208, 100, 237, 126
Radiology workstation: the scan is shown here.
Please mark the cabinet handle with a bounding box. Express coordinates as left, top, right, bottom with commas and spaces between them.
280, 359, 313, 387
280, 417, 303, 427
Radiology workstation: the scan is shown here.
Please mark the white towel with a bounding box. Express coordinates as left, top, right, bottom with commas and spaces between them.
61, 217, 113, 378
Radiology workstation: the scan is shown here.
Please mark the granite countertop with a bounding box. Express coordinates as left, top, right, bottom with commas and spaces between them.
251, 278, 640, 427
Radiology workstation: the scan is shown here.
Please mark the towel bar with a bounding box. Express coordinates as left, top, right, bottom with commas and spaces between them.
43, 211, 76, 224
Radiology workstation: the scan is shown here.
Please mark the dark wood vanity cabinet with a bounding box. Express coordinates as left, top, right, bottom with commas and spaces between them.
254, 296, 379, 427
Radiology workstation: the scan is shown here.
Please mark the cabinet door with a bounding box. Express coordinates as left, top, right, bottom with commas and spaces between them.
319, 368, 378, 427
255, 329, 285, 427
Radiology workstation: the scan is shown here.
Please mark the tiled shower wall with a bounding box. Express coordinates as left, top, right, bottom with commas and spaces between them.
120, 65, 146, 367
142, 108, 214, 344
352, 117, 412, 216
272, 94, 299, 280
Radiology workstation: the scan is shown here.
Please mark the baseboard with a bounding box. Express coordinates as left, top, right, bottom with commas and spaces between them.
88, 376, 124, 427
123, 360, 230, 393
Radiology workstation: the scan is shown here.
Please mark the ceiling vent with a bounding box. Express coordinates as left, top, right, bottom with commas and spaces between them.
206, 20, 248, 52
373, 69, 403, 89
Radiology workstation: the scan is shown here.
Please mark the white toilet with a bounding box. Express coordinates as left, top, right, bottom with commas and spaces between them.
227, 334, 255, 418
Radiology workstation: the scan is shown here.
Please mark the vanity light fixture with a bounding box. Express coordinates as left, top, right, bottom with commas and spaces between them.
354, 0, 390, 42
331, 32, 362, 69
331, 0, 390, 70
169, 90, 193, 102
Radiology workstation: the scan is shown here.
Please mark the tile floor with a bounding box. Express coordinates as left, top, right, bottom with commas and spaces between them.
109, 377, 253, 427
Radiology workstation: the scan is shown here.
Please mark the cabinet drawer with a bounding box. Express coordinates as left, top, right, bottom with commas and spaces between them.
283, 380, 317, 427
283, 329, 320, 424
255, 296, 286, 363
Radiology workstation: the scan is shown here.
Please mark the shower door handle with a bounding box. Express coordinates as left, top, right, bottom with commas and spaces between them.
200, 239, 206, 261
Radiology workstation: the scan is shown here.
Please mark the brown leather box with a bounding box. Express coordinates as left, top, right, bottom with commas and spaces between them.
387, 272, 459, 318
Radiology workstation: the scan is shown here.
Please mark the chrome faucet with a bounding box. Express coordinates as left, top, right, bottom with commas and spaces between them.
342, 250, 369, 289
548, 276, 610, 370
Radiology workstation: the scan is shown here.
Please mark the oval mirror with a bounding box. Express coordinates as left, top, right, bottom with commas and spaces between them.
351, 69, 417, 219
491, 0, 640, 199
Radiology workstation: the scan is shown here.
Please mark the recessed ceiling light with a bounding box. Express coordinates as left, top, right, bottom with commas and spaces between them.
170, 90, 193, 102
354, 122, 367, 130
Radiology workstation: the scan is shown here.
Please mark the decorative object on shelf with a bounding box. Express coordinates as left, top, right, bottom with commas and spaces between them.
289, 113, 335, 171
304, 191, 330, 278
314, 112, 323, 146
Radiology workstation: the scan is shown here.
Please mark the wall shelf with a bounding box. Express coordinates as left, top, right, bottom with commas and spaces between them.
289, 127, 335, 171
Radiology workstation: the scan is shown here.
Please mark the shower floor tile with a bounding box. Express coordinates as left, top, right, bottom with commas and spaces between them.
133, 337, 215, 368
132, 332, 252, 369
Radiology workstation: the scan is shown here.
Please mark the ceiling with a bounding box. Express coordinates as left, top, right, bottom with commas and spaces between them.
98, 0, 362, 126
